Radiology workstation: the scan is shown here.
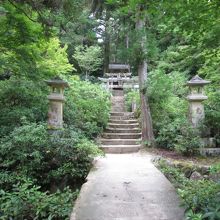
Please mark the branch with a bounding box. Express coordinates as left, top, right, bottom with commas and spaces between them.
8, 0, 38, 23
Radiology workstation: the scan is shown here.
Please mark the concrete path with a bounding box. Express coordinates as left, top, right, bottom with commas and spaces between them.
70, 152, 185, 220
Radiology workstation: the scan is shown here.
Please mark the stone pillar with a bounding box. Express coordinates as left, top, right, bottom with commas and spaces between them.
45, 78, 69, 129
187, 75, 210, 127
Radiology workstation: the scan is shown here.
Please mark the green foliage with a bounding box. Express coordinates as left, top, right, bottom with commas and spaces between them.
158, 160, 220, 220
158, 160, 218, 220
73, 45, 103, 79
35, 38, 74, 76
147, 56, 188, 127
210, 163, 220, 174
0, 77, 48, 137
0, 178, 77, 220
0, 123, 102, 189
178, 180, 218, 213
202, 193, 220, 220
64, 76, 111, 137
192, 48, 220, 145
152, 0, 220, 145
124, 88, 140, 113
186, 210, 203, 220
155, 118, 184, 150
0, 122, 102, 218
0, 2, 73, 79
174, 123, 201, 156
146, 70, 201, 154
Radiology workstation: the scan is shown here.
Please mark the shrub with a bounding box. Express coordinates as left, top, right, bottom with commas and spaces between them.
64, 76, 111, 137
0, 77, 48, 137
155, 118, 184, 149
155, 116, 201, 155
186, 210, 203, 220
202, 192, 220, 220
0, 123, 102, 190
0, 122, 102, 218
124, 89, 140, 112
174, 122, 201, 156
0, 178, 77, 220
147, 70, 191, 152
158, 160, 220, 220
205, 89, 220, 147
178, 180, 219, 213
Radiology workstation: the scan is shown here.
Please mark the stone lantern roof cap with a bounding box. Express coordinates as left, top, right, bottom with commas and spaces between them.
187, 75, 210, 86
45, 77, 69, 88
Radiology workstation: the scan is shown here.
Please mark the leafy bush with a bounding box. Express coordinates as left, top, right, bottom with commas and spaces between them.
124, 89, 140, 114
148, 69, 187, 125
155, 118, 184, 149
178, 180, 219, 213
199, 49, 220, 146
174, 122, 201, 156
186, 210, 203, 220
0, 122, 102, 218
0, 77, 48, 137
147, 70, 191, 151
158, 160, 220, 220
73, 45, 103, 79
203, 192, 220, 220
0, 178, 77, 220
155, 116, 201, 155
205, 89, 220, 147
64, 76, 111, 137
0, 123, 102, 190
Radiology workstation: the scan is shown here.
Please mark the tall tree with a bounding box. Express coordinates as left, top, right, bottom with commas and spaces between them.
135, 3, 155, 145
90, 0, 113, 73
107, 0, 155, 145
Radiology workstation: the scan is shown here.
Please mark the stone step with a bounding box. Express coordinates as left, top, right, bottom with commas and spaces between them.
100, 145, 141, 153
109, 119, 138, 124
108, 123, 139, 129
110, 116, 134, 120
102, 133, 141, 139
106, 128, 141, 133
110, 112, 134, 117
100, 138, 141, 145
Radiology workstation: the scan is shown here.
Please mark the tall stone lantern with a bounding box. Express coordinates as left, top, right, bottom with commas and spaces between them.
187, 75, 210, 127
45, 77, 69, 129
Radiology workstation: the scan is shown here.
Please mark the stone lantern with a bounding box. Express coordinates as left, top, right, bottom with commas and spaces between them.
187, 75, 210, 127
45, 77, 69, 129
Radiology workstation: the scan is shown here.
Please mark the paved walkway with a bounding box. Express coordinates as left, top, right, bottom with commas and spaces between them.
70, 152, 185, 220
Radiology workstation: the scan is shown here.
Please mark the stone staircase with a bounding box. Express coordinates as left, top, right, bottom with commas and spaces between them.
100, 90, 141, 153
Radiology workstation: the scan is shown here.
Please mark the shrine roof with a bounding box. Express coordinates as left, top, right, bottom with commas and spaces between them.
108, 64, 130, 71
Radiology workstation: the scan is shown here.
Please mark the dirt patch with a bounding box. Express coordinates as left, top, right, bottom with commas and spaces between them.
146, 147, 220, 166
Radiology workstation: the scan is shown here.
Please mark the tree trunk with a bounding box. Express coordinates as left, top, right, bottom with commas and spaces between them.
104, 9, 110, 73
135, 11, 155, 146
